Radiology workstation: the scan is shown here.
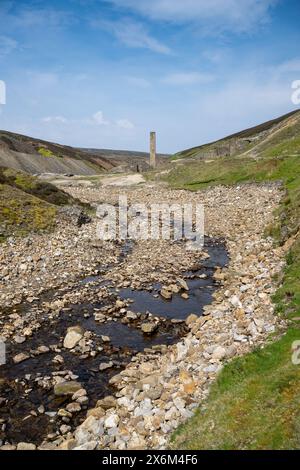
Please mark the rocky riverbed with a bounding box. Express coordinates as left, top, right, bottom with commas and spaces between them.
0, 181, 287, 450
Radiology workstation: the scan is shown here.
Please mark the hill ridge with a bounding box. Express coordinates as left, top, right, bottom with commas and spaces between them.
175, 109, 300, 160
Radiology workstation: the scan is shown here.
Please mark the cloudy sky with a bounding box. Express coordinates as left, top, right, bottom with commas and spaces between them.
0, 0, 300, 153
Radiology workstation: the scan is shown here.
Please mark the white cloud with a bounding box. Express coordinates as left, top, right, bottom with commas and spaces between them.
42, 116, 68, 123
109, 0, 277, 32
92, 110, 110, 125
162, 72, 215, 85
116, 118, 135, 129
41, 112, 134, 130
94, 18, 171, 54
0, 35, 18, 58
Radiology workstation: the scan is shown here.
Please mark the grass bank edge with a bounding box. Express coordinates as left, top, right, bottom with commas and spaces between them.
170, 154, 300, 449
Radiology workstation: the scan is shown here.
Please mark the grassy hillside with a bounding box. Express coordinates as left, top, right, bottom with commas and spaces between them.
172, 328, 300, 450
0, 184, 57, 241
0, 167, 76, 205
0, 167, 82, 240
169, 114, 300, 450
173, 110, 300, 161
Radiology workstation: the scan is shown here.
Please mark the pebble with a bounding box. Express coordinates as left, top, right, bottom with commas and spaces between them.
63, 326, 84, 349
13, 353, 30, 364
66, 402, 81, 413
141, 323, 158, 334
104, 414, 120, 429
101, 336, 111, 343
99, 361, 114, 371
16, 442, 36, 451
54, 381, 82, 396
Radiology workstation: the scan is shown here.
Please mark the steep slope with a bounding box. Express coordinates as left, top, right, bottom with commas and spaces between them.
152, 110, 300, 191
174, 109, 300, 161
0, 183, 57, 241
166, 111, 300, 450
0, 167, 85, 240
0, 130, 116, 175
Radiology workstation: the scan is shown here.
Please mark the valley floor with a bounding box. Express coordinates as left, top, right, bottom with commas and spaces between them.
0, 179, 288, 450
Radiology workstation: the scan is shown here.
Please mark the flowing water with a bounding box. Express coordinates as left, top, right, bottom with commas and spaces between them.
0, 237, 228, 445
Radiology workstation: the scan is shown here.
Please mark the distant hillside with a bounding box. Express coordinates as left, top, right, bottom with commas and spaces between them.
0, 130, 160, 176
174, 109, 300, 161
151, 109, 300, 192
0, 130, 116, 175
80, 148, 170, 172
0, 129, 170, 176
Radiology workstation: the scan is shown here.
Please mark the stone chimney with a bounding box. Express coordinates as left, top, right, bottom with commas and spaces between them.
150, 131, 156, 168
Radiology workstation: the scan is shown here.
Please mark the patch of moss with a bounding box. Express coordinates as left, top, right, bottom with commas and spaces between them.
0, 167, 92, 240
0, 166, 79, 206
0, 184, 57, 239
38, 147, 55, 157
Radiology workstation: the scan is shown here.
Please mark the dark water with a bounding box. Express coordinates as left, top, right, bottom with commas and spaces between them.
118, 238, 229, 320
0, 237, 228, 445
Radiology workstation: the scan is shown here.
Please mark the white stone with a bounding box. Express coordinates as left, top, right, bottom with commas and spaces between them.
230, 295, 242, 308
17, 442, 36, 451
74, 441, 97, 450
176, 341, 189, 361
211, 346, 227, 361
63, 326, 84, 349
104, 413, 119, 429
75, 416, 104, 445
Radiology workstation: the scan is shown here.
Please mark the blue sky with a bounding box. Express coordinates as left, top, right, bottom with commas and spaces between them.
0, 0, 300, 153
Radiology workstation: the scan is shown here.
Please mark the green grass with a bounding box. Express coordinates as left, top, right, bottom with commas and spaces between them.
273, 238, 300, 321
173, 110, 300, 161
158, 155, 299, 193
0, 183, 57, 240
0, 167, 90, 240
0, 167, 80, 206
38, 146, 55, 157
171, 329, 300, 450
168, 145, 300, 449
